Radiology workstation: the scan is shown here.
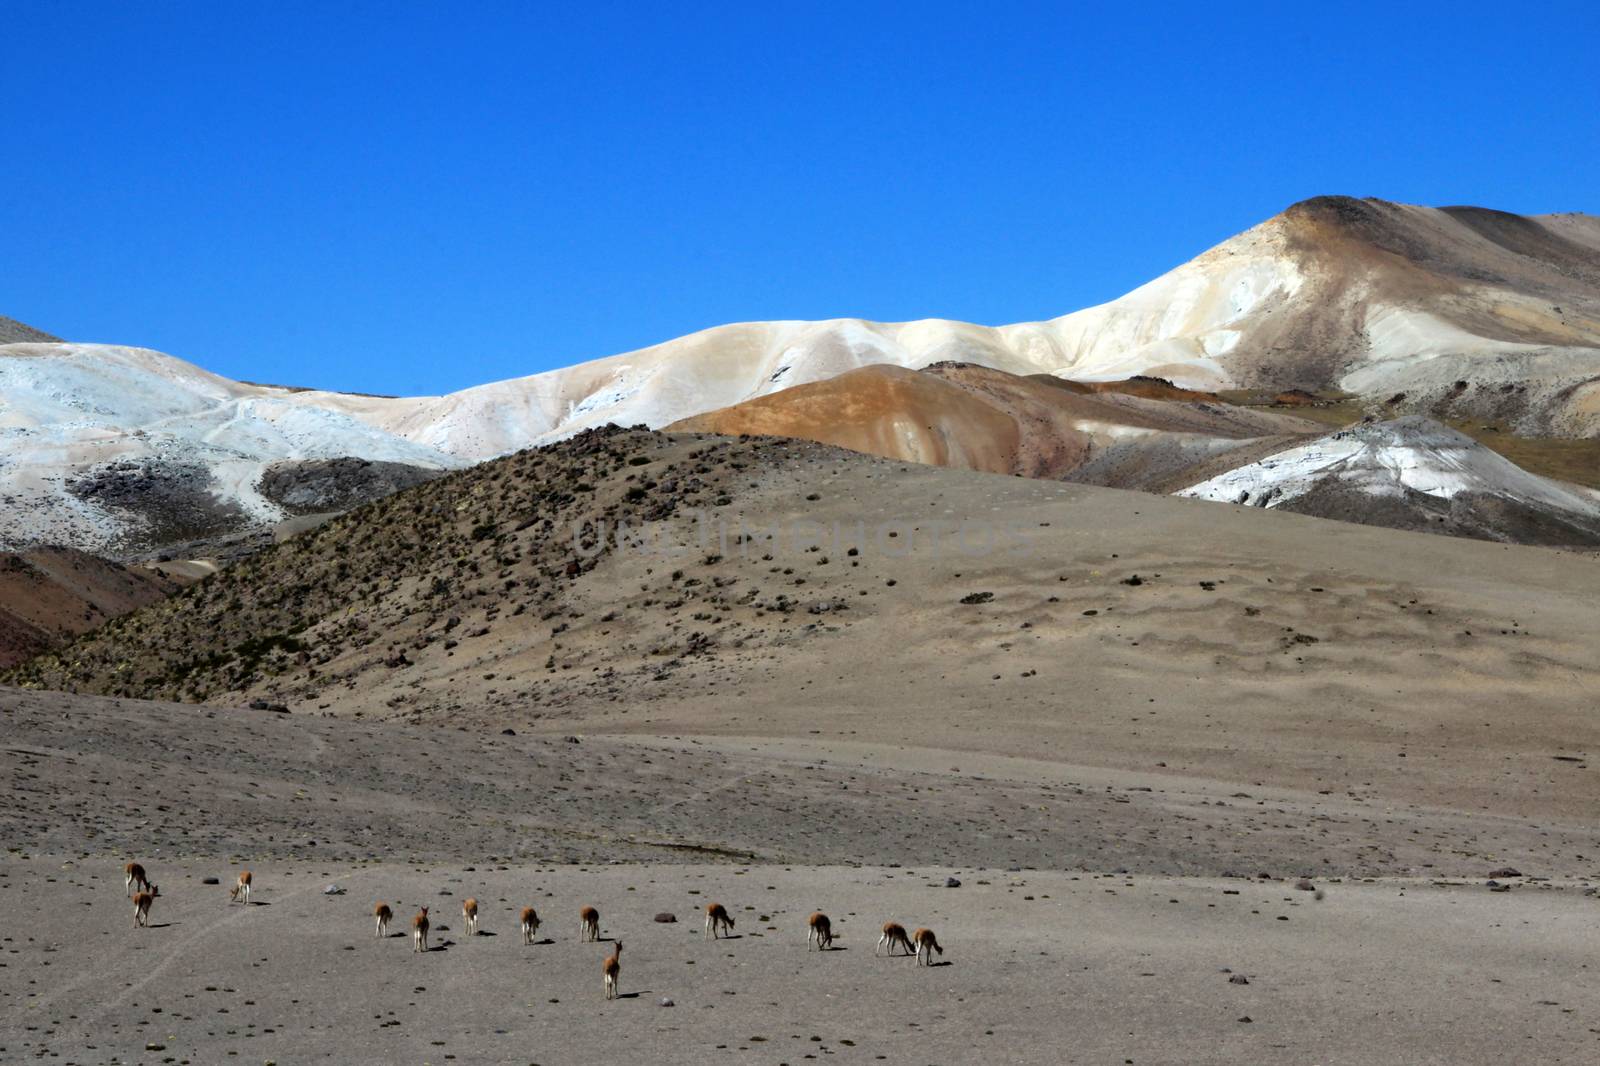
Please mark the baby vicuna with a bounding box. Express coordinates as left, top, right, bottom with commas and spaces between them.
132, 884, 159, 928
374, 902, 393, 938
521, 907, 541, 945
461, 897, 479, 937
412, 906, 430, 952
806, 912, 833, 951
228, 871, 252, 904
603, 940, 623, 999
704, 902, 735, 940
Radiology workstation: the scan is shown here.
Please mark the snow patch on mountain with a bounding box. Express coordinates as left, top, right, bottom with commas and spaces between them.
1177, 416, 1600, 519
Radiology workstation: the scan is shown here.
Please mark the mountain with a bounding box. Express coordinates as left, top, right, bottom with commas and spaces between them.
670, 362, 1323, 488
10, 428, 1599, 788
1176, 415, 1600, 546
0, 546, 186, 667
358, 196, 1600, 441
7, 196, 1597, 555
0, 343, 462, 554
0, 315, 59, 344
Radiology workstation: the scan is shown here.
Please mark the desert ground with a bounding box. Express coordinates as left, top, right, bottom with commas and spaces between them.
5, 686, 1600, 1064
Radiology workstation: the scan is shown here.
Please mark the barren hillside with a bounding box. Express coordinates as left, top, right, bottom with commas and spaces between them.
670, 363, 1322, 485
11, 425, 1600, 832
0, 547, 186, 667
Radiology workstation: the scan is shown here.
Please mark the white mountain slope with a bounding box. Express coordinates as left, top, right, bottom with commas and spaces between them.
282, 197, 1600, 451
5, 196, 1599, 553
1177, 416, 1600, 545
0, 344, 462, 552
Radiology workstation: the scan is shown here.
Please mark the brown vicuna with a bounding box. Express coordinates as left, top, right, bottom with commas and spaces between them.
876, 921, 914, 957
229, 871, 252, 904
806, 911, 833, 951
132, 885, 159, 928
912, 927, 943, 965
579, 905, 600, 942
703, 902, 735, 940
124, 861, 151, 898
603, 940, 622, 999
374, 902, 393, 938
521, 906, 541, 945
462, 897, 479, 937
412, 907, 430, 952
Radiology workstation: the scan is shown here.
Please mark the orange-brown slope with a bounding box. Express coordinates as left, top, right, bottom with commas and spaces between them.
672, 364, 1055, 476
670, 362, 1324, 485
0, 547, 188, 667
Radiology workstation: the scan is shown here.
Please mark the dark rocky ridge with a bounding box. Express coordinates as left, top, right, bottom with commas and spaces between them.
0, 314, 60, 344
257, 457, 444, 516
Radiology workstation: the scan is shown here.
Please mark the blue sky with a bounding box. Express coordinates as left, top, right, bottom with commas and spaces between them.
4, 2, 1597, 395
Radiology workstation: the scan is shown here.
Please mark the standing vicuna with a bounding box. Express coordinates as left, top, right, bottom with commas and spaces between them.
462, 898, 479, 937
412, 907, 430, 952
228, 871, 253, 905
703, 902, 735, 940
911, 927, 943, 965
124, 861, 152, 898
520, 907, 541, 945
806, 911, 833, 951
602, 940, 622, 1000
132, 884, 159, 928
374, 902, 393, 938
876, 921, 914, 957
579, 905, 600, 942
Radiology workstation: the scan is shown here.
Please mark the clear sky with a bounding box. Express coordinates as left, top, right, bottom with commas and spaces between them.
5, 2, 1597, 395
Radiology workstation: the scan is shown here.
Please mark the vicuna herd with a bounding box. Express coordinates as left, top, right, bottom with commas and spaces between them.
120, 860, 949, 996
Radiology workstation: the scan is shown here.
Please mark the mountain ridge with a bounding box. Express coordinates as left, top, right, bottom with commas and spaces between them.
7, 195, 1600, 555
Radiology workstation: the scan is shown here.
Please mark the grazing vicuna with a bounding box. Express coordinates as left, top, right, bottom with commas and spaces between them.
603, 940, 622, 999
229, 871, 252, 905
912, 927, 943, 965
704, 902, 735, 940
124, 861, 151, 898
806, 911, 833, 951
374, 902, 393, 938
579, 905, 600, 942
462, 897, 479, 937
132, 885, 159, 928
876, 921, 914, 957
412, 907, 430, 952
521, 906, 541, 945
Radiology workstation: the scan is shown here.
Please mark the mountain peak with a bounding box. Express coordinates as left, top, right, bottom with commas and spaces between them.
0, 315, 61, 345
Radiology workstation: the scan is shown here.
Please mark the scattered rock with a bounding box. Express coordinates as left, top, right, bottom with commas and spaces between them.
654, 912, 676, 923
1229, 974, 1250, 985
945, 877, 962, 888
